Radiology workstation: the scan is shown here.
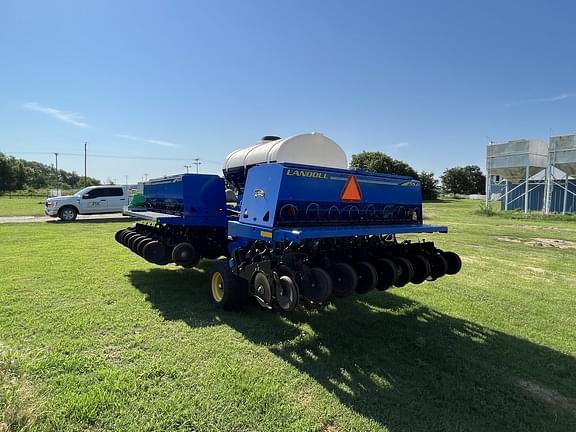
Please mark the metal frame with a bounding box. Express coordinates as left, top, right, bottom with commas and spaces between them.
228, 220, 448, 243
544, 138, 576, 214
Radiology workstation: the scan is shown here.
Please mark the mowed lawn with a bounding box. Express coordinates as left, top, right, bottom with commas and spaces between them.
1, 200, 575, 432
0, 196, 45, 217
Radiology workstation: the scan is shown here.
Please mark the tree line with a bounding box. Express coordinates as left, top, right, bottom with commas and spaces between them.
0, 152, 100, 193
0, 150, 484, 197
350, 151, 485, 199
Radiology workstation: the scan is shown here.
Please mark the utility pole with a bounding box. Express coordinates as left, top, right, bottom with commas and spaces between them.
84, 141, 87, 187
184, 165, 192, 174
193, 158, 201, 174
54, 152, 59, 195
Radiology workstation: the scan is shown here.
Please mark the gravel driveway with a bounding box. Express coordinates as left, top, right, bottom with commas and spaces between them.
0, 213, 132, 224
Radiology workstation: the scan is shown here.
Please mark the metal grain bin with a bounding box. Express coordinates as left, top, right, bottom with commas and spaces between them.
549, 135, 576, 176
487, 139, 548, 181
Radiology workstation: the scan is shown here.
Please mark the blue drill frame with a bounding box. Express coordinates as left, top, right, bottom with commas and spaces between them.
126, 173, 228, 227
227, 162, 448, 247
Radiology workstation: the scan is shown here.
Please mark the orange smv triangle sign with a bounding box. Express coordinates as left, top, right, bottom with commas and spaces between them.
341, 175, 362, 202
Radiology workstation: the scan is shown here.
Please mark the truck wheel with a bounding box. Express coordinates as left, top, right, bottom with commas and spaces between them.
58, 206, 78, 221
210, 263, 248, 310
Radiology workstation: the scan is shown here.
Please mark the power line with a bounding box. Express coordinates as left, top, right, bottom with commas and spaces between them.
4, 151, 221, 165
193, 158, 201, 174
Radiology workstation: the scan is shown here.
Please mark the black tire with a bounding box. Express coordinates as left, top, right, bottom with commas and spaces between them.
122, 231, 139, 246
393, 257, 414, 287
427, 254, 448, 281
128, 234, 144, 251
58, 206, 77, 222
137, 238, 153, 256
300, 267, 333, 304
277, 275, 299, 311
442, 251, 462, 275
210, 262, 248, 310
407, 255, 431, 284
120, 229, 135, 244
354, 261, 378, 294
132, 236, 149, 253
252, 271, 273, 308
275, 264, 295, 279
114, 229, 126, 244
375, 258, 398, 290
142, 240, 171, 265
330, 262, 358, 297
172, 242, 201, 268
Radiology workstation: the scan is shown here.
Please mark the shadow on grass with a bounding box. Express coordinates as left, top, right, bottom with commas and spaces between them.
129, 264, 576, 432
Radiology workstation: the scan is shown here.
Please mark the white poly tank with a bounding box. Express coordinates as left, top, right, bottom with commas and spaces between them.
223, 132, 348, 172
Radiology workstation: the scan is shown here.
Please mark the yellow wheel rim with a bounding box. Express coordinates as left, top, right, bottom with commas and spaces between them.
211, 272, 224, 302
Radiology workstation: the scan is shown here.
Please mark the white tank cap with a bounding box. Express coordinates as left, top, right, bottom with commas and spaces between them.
223, 132, 348, 171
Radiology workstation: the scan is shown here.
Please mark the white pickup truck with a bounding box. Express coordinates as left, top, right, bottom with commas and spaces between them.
45, 185, 128, 221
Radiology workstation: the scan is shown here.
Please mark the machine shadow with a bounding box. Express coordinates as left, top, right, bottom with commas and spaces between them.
129, 265, 576, 431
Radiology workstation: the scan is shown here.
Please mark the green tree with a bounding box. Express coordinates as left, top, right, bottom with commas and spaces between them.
0, 152, 101, 193
350, 151, 418, 178
0, 154, 15, 191
441, 165, 486, 195
14, 160, 27, 189
418, 171, 439, 200
350, 151, 439, 200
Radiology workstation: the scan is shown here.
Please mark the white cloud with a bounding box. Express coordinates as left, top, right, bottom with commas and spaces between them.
114, 133, 179, 148
23, 102, 89, 127
507, 92, 576, 107
386, 142, 409, 149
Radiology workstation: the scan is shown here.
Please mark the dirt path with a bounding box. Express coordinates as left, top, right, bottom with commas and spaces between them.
0, 213, 131, 224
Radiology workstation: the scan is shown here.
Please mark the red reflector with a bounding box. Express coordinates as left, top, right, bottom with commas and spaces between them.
341, 176, 362, 202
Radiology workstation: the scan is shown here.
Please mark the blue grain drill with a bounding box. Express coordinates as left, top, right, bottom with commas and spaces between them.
116, 133, 461, 311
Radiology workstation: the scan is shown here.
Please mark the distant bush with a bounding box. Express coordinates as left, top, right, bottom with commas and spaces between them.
497, 211, 576, 222
474, 201, 576, 221
475, 201, 497, 216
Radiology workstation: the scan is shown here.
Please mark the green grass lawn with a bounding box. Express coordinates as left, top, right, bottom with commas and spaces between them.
1, 199, 575, 431
0, 196, 45, 217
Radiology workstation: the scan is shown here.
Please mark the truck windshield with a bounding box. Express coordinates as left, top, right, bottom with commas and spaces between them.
73, 187, 91, 197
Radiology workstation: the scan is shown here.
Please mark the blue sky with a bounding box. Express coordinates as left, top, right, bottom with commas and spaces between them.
1, 0, 575, 183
